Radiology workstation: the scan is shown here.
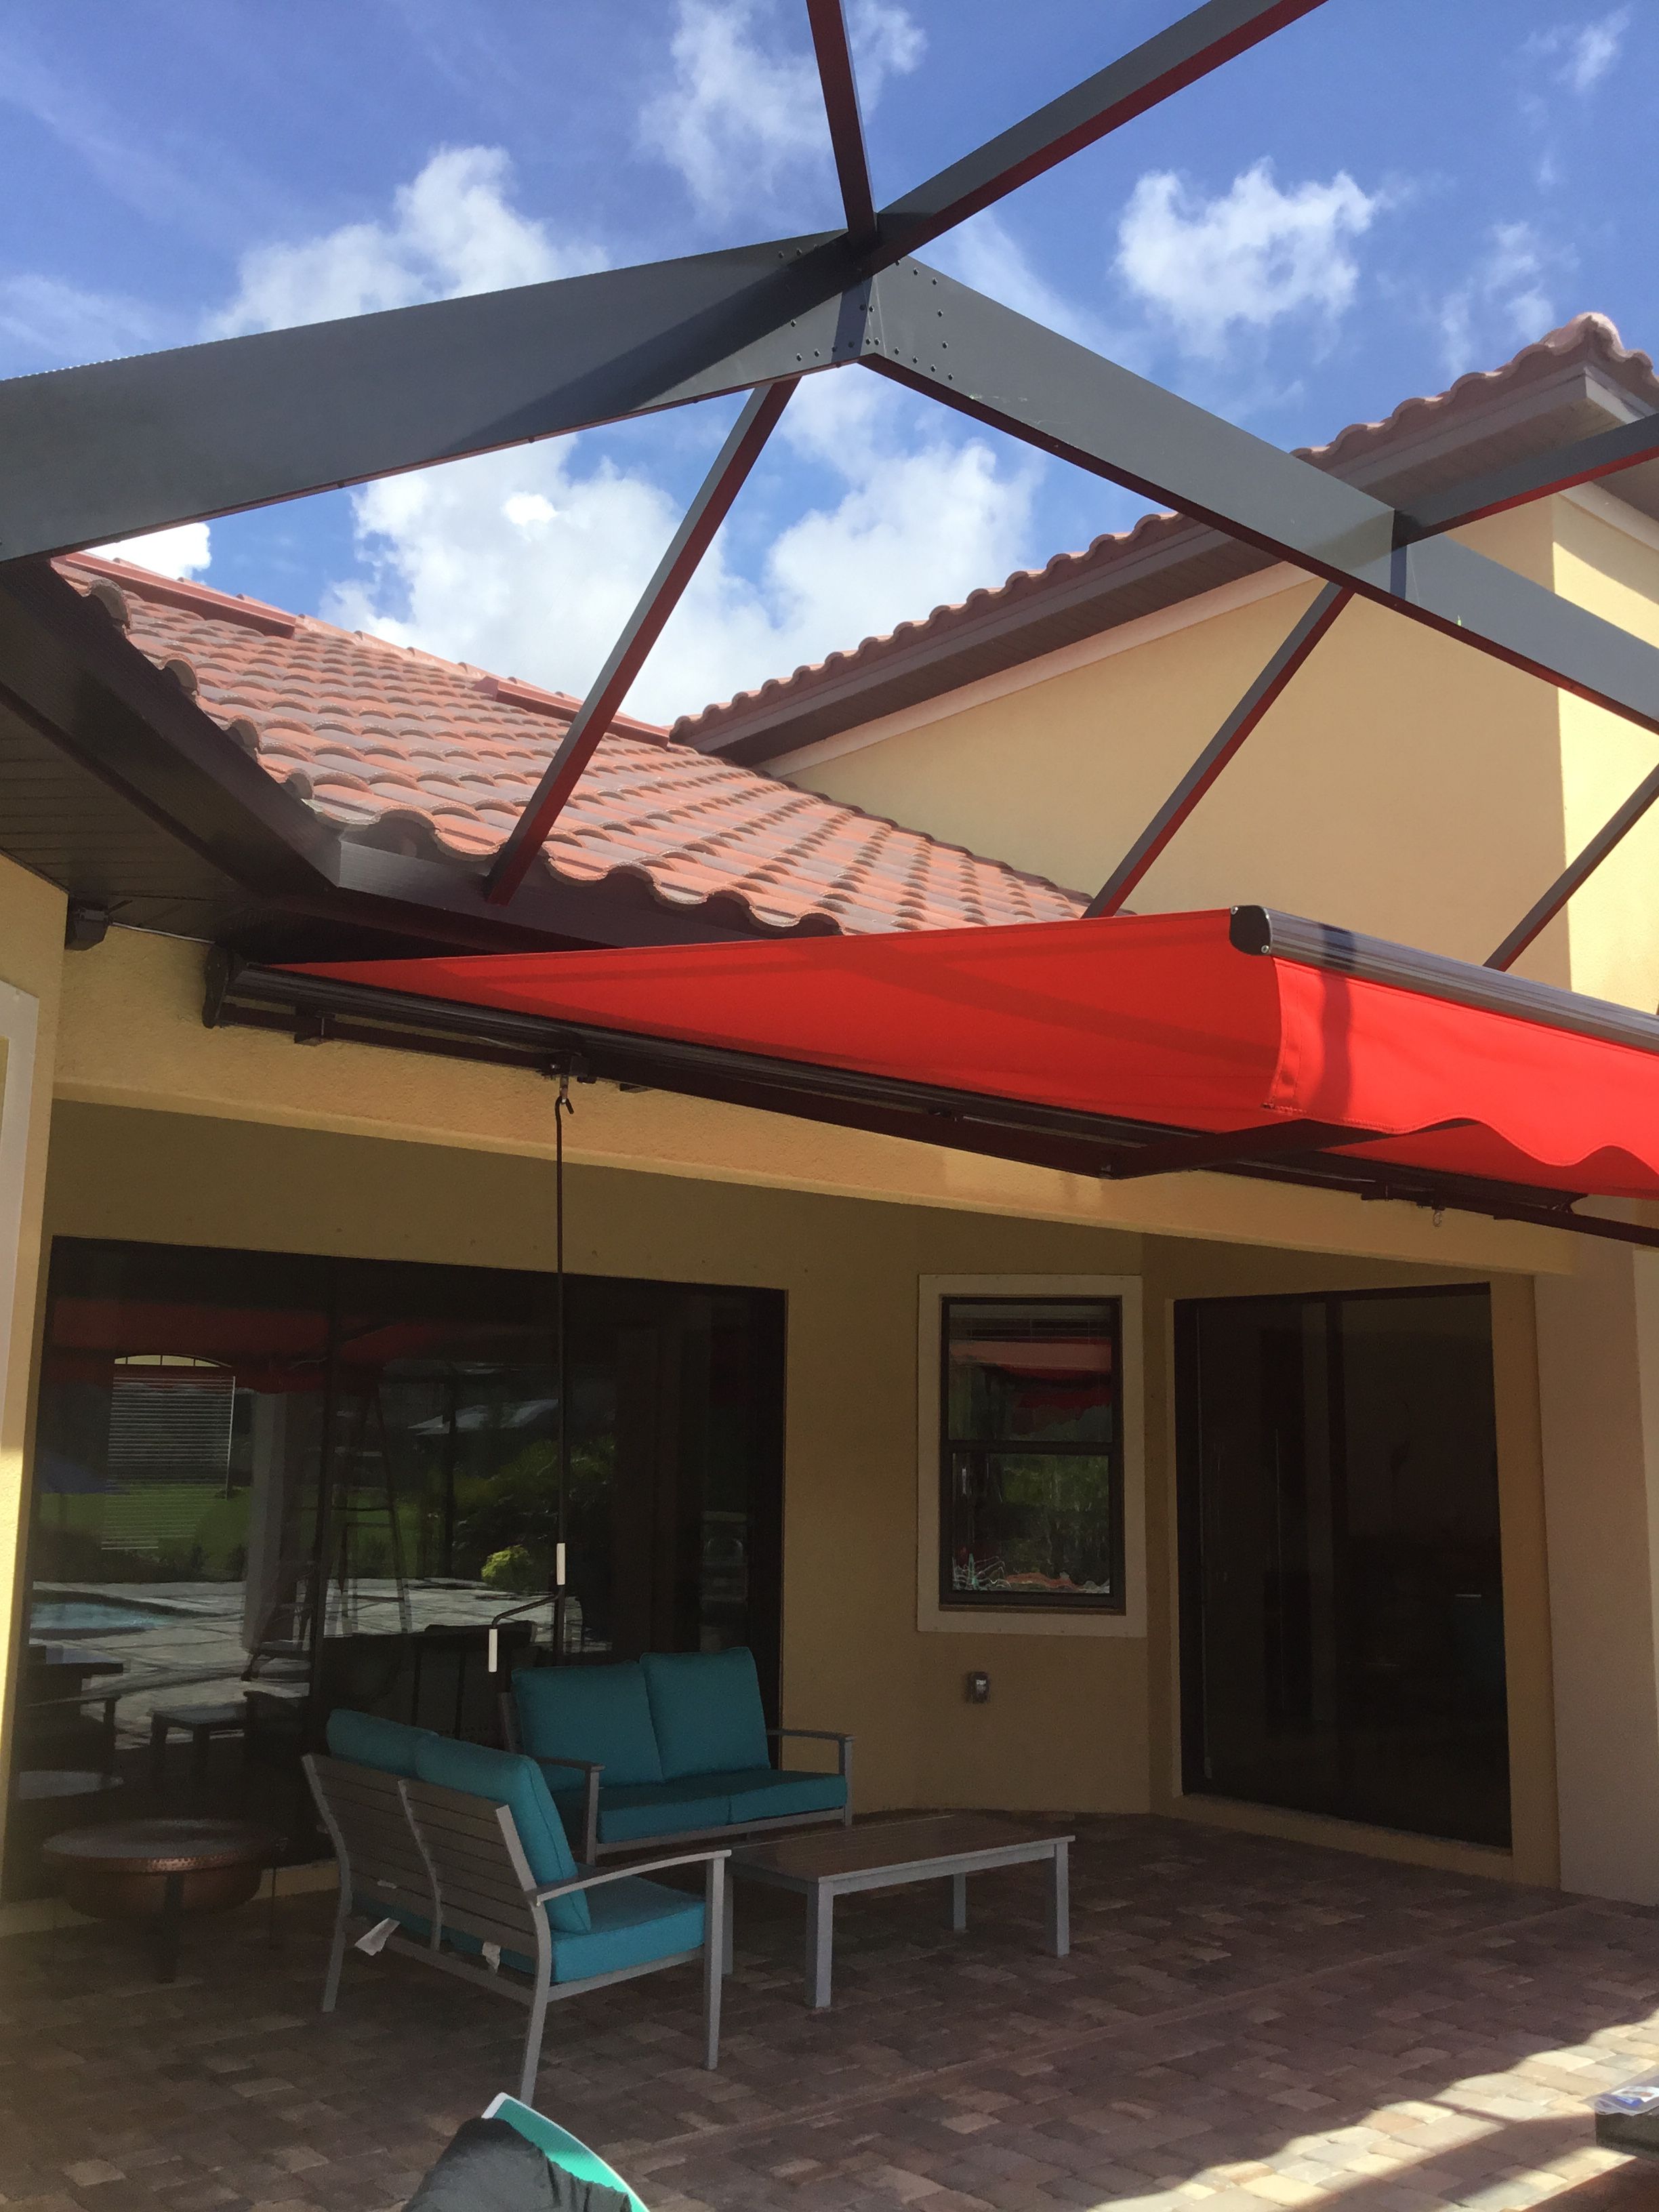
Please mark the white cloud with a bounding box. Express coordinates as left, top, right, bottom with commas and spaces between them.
0, 272, 163, 368
1525, 7, 1630, 94
935, 211, 1132, 359
1435, 223, 1563, 377
1115, 159, 1380, 360
323, 368, 1034, 726
89, 523, 212, 581
639, 0, 924, 221
209, 146, 605, 337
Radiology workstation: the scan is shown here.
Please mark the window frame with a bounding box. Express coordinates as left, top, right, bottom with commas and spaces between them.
937, 1292, 1126, 1616
916, 1275, 1145, 1640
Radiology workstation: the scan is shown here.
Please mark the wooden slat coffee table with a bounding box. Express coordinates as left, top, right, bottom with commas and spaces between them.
731, 1814, 1071, 2009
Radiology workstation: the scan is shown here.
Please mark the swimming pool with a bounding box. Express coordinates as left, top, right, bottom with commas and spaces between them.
30, 1599, 169, 1636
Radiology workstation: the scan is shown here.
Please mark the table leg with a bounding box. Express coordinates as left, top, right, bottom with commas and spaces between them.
155, 1872, 184, 1983
806, 1885, 834, 2009
148, 1713, 169, 1789
1046, 1842, 1069, 1959
949, 1872, 968, 1932
722, 1887, 735, 1976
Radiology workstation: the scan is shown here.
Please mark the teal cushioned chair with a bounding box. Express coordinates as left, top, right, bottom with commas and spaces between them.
413, 1736, 590, 1933
309, 1723, 729, 2099
325, 1706, 437, 1777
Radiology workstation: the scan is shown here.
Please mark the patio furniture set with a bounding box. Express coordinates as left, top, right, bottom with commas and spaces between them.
306, 1645, 1073, 2098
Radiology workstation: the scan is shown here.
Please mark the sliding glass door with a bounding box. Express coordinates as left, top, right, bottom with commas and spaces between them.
1176, 1285, 1509, 1847
9, 1237, 784, 1896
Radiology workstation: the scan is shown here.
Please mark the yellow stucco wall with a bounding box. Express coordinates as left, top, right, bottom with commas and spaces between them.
1550, 493, 1659, 1014
784, 508, 1572, 983
32, 1092, 1560, 1884
0, 857, 62, 1818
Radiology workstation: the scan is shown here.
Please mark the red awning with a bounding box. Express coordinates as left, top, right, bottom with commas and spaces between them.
298, 908, 1659, 1204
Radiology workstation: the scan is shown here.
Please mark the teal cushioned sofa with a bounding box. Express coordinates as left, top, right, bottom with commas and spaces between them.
508, 1647, 852, 1861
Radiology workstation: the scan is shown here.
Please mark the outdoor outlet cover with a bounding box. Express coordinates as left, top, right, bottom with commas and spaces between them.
966, 1670, 990, 1704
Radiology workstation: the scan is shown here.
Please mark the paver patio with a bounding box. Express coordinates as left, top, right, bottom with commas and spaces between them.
1, 1817, 1656, 2212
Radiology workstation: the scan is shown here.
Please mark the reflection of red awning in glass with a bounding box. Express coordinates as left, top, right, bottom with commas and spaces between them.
43, 1300, 553, 1395
298, 909, 1659, 1204
951, 1343, 1113, 1375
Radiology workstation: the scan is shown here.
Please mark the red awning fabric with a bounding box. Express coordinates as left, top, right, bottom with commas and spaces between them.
300, 909, 1659, 1202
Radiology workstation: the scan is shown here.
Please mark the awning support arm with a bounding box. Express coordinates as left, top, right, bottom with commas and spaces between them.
806, 0, 878, 244
1486, 757, 1659, 970
1096, 1115, 1465, 1179
483, 380, 798, 904
1086, 583, 1350, 919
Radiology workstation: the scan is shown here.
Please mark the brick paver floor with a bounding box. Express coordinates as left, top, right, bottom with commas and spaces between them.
3, 1817, 1658, 2212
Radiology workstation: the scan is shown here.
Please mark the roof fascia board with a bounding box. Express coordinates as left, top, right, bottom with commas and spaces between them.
766, 564, 1305, 777
865, 264, 1659, 747
0, 561, 816, 956
0, 557, 334, 895
697, 366, 1650, 771
1561, 478, 1659, 560
695, 518, 1271, 762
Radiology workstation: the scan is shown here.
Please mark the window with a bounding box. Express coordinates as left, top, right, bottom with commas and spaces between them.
938, 1296, 1124, 1613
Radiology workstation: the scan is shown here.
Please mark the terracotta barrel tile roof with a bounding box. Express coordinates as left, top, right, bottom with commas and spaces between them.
60, 552, 1085, 939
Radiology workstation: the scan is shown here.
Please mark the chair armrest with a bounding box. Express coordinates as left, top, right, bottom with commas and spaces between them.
768, 1727, 854, 1781
531, 1845, 731, 1901
531, 1757, 602, 1864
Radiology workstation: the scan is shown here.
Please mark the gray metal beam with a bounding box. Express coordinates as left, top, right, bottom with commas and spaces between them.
0, 2, 1330, 563
1396, 410, 1659, 544
483, 381, 798, 904
863, 261, 1659, 747
1086, 583, 1349, 919
1486, 760, 1659, 971
0, 235, 861, 562
871, 0, 1331, 263
806, 0, 877, 243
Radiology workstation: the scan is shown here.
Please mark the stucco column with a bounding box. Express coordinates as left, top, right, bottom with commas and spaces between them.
0, 859, 64, 1862
1535, 1240, 1659, 1902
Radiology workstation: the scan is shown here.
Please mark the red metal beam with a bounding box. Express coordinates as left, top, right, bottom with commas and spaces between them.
1085, 583, 1349, 919
1486, 757, 1659, 971
873, 0, 1331, 264
806, 0, 877, 243
483, 381, 798, 905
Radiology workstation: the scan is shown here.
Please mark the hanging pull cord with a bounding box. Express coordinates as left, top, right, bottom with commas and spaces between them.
552, 1069, 575, 1662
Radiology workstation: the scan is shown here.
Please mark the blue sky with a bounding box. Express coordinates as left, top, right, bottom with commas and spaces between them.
1, 0, 1652, 724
